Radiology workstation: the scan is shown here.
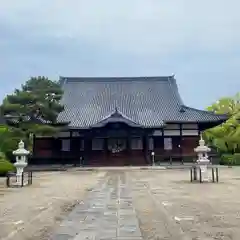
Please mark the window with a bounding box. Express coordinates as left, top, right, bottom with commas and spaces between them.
164, 129, 180, 136
165, 124, 180, 130
72, 132, 80, 137
61, 139, 70, 151
152, 130, 162, 136
131, 138, 143, 150
182, 129, 199, 136
182, 123, 198, 129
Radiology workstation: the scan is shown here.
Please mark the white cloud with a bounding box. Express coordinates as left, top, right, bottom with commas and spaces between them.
0, 0, 239, 55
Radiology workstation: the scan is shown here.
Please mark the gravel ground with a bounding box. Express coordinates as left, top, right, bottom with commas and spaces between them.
0, 171, 106, 240
129, 167, 240, 240
1, 167, 240, 240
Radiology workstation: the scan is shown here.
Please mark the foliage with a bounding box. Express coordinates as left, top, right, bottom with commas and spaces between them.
0, 151, 6, 160
204, 93, 240, 154
219, 153, 240, 166
219, 154, 235, 165
0, 124, 25, 161
234, 153, 240, 163
206, 94, 240, 115
1, 76, 64, 135
0, 158, 15, 176
0, 125, 9, 152
0, 76, 65, 159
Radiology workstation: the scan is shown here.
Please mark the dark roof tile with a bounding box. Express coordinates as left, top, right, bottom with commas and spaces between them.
57, 76, 227, 128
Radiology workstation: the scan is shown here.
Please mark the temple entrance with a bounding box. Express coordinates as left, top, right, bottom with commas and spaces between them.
107, 138, 128, 166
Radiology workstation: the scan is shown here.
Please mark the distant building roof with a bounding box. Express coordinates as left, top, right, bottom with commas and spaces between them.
57, 76, 227, 128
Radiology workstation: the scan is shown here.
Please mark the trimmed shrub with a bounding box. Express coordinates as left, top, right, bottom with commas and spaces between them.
219, 154, 234, 165
0, 159, 15, 176
233, 153, 240, 165
220, 153, 240, 166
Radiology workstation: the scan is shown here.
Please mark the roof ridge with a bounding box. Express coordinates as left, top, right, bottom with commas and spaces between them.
167, 76, 184, 106
59, 76, 174, 83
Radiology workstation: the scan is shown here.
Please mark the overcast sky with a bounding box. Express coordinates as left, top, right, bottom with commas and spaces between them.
0, 0, 239, 109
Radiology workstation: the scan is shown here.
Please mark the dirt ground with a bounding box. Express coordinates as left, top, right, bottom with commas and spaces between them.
1, 167, 240, 240
0, 170, 106, 240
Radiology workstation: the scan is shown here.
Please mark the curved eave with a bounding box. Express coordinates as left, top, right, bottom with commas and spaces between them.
165, 119, 227, 124
90, 116, 143, 128
176, 105, 228, 123
181, 105, 229, 116
90, 109, 143, 128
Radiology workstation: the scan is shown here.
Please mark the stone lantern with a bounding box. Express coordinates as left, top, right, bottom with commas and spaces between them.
194, 135, 211, 181
12, 140, 30, 186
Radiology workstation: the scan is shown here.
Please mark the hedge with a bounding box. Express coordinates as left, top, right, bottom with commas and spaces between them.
220, 153, 240, 165
0, 159, 15, 176
234, 153, 240, 164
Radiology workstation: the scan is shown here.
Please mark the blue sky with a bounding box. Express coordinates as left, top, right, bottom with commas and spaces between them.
0, 0, 239, 109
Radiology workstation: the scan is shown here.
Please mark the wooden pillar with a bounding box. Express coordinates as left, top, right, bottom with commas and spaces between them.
69, 131, 73, 164
84, 134, 92, 165
126, 135, 131, 166
180, 124, 183, 164
104, 138, 108, 163
142, 132, 149, 164
32, 134, 36, 156
126, 135, 131, 153
198, 124, 201, 136
53, 137, 61, 162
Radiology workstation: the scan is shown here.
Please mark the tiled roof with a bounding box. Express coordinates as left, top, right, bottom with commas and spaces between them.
57, 76, 227, 128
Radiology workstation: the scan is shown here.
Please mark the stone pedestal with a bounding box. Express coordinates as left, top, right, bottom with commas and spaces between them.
198, 161, 209, 181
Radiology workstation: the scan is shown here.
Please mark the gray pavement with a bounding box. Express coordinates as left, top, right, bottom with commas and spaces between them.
51, 172, 143, 240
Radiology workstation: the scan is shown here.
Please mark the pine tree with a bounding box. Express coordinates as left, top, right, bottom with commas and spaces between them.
1, 76, 66, 141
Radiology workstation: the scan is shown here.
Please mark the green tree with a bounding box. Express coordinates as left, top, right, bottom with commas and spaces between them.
204, 93, 240, 154
0, 124, 8, 155
206, 94, 240, 115
1, 76, 65, 151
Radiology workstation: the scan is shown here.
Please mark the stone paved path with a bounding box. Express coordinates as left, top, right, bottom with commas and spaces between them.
50, 172, 143, 240
3, 168, 240, 240
42, 169, 240, 240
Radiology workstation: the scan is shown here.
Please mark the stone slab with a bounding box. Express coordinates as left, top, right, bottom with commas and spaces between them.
51, 173, 142, 240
